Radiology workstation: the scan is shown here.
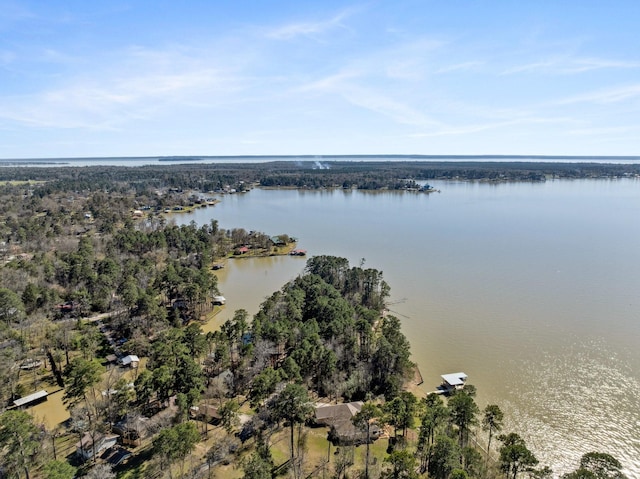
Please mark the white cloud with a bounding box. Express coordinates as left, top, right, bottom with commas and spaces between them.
407, 116, 574, 138
502, 56, 640, 75
297, 66, 440, 128
266, 10, 354, 40
436, 61, 484, 74
563, 58, 640, 73
0, 45, 249, 129
342, 86, 440, 127
557, 84, 640, 105
502, 59, 558, 75
566, 125, 640, 136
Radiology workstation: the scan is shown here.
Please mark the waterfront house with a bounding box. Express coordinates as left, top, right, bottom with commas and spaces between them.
270, 236, 286, 246
314, 401, 380, 445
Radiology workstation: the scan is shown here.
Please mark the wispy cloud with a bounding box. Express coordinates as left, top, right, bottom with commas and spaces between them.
0, 46, 248, 129
566, 125, 640, 136
557, 84, 640, 105
266, 10, 354, 40
298, 65, 441, 128
565, 58, 640, 73
0, 1, 35, 28
503, 56, 640, 75
407, 116, 574, 138
342, 86, 440, 127
436, 61, 484, 74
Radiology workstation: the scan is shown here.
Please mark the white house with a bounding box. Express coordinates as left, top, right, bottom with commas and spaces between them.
120, 355, 140, 368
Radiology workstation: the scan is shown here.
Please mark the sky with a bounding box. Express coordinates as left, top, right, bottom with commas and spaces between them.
1, 0, 639, 158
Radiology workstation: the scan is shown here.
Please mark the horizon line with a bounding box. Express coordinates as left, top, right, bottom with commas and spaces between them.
2, 153, 640, 162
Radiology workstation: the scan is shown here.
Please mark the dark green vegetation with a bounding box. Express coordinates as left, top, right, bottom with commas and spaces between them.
0, 166, 629, 478
1, 159, 639, 192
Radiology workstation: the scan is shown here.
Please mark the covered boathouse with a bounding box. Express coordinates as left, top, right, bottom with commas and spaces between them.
438, 372, 468, 394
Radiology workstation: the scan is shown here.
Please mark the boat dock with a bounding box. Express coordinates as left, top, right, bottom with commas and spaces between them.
429, 372, 468, 395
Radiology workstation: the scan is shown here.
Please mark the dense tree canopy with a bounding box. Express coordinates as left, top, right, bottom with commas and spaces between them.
0, 410, 41, 479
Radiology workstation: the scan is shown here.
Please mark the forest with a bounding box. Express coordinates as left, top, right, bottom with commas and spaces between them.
0, 159, 639, 192
0, 164, 630, 479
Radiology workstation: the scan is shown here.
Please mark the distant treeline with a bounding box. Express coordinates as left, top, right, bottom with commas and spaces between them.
0, 160, 638, 192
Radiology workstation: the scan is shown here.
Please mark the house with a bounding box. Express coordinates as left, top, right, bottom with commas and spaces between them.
266, 344, 286, 367
76, 432, 119, 461
113, 415, 149, 447
270, 236, 286, 246
189, 403, 221, 424
235, 246, 249, 255
120, 355, 140, 368
314, 402, 381, 445
439, 372, 468, 393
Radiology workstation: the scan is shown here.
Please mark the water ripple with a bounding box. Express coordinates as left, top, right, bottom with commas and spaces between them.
503, 339, 640, 477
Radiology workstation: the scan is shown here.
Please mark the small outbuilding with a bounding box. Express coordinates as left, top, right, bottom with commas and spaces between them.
120, 355, 140, 368
13, 390, 48, 408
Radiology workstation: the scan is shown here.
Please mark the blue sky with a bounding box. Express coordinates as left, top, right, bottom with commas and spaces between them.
1, 1, 639, 158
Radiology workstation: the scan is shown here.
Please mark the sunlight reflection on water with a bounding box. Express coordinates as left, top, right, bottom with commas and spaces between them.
504, 340, 640, 476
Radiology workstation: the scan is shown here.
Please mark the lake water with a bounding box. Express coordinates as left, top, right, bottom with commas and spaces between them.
177, 179, 640, 476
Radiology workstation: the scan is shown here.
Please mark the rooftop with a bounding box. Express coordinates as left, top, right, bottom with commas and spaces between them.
441, 372, 468, 387
13, 390, 48, 407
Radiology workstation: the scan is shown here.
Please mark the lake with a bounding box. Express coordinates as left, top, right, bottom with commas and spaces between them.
177, 179, 640, 476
